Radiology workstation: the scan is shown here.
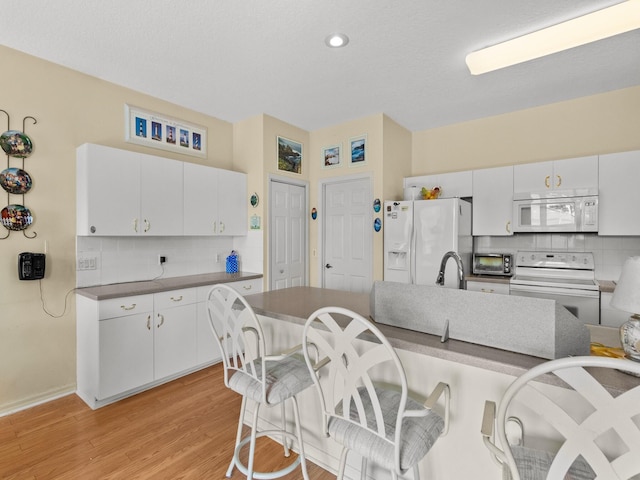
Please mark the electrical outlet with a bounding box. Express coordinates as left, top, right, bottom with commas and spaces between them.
77, 255, 98, 271
159, 255, 167, 265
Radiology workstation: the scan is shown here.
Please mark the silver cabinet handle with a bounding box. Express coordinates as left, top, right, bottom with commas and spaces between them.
146, 315, 151, 330
220, 222, 225, 233
506, 221, 511, 233
144, 219, 150, 232
133, 218, 138, 233
170, 295, 183, 302
157, 313, 164, 328
121, 303, 137, 311
556, 175, 562, 187
243, 285, 252, 290
544, 175, 551, 188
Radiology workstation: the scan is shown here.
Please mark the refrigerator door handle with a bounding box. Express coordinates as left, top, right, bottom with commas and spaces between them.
410, 221, 416, 284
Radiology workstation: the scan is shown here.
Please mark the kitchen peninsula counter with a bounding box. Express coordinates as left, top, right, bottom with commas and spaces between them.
245, 286, 639, 392
76, 272, 263, 300
244, 286, 639, 479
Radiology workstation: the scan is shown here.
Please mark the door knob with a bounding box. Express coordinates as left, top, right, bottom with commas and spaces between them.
325, 264, 333, 269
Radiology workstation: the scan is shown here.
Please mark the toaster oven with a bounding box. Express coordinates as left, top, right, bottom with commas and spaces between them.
473, 253, 513, 276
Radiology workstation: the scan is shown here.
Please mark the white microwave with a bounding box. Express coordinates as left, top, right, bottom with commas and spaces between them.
512, 193, 598, 233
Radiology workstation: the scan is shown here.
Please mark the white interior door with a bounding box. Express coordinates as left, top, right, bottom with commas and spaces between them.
322, 176, 372, 293
270, 179, 307, 290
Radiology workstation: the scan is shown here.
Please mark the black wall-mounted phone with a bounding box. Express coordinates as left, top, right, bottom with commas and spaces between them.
18, 252, 46, 280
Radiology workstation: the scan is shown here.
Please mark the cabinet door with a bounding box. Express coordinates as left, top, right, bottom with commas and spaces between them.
139, 155, 184, 236
472, 166, 513, 236
217, 169, 248, 235
514, 157, 598, 193
437, 171, 473, 198
599, 150, 640, 235
77, 143, 140, 236
552, 155, 598, 191
513, 161, 553, 193
183, 162, 218, 235
98, 312, 154, 399
154, 289, 198, 379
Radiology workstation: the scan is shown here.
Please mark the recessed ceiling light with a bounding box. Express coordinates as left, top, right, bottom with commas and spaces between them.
325, 33, 349, 48
466, 0, 640, 75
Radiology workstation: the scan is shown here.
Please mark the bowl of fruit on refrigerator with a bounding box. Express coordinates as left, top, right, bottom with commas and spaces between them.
421, 186, 441, 199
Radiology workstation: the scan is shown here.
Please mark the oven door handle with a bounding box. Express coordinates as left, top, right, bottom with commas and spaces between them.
509, 283, 599, 298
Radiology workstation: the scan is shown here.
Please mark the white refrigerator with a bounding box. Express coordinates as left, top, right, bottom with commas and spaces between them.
383, 198, 472, 287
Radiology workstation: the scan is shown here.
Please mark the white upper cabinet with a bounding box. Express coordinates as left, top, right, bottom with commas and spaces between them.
404, 170, 472, 198
472, 166, 514, 236
598, 150, 640, 236
183, 162, 247, 236
78, 143, 246, 237
139, 154, 184, 236
77, 143, 183, 236
513, 156, 598, 194
77, 143, 140, 236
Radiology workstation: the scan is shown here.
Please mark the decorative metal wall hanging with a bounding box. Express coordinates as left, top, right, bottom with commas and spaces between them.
0, 110, 37, 239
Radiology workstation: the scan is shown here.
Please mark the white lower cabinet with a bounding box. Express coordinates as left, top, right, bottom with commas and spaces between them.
77, 280, 262, 409
97, 296, 154, 400
153, 289, 198, 379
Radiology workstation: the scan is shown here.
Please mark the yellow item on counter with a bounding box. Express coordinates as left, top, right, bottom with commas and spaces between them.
590, 342, 626, 358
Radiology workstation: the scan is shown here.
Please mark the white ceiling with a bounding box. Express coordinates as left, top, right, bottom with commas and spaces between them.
2, 0, 639, 132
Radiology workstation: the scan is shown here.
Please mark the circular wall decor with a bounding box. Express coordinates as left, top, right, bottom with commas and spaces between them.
1, 204, 33, 231
0, 130, 33, 158
250, 192, 259, 208
0, 168, 33, 194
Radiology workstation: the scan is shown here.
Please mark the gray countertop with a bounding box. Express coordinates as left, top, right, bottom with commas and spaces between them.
75, 272, 263, 300
244, 286, 640, 393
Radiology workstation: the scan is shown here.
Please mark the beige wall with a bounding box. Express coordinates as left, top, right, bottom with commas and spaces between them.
412, 85, 640, 174
0, 46, 234, 414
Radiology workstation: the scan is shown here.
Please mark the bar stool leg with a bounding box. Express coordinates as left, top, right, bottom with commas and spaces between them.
337, 446, 348, 480
280, 402, 290, 457
361, 457, 367, 480
227, 395, 248, 477
290, 396, 309, 480
246, 403, 261, 480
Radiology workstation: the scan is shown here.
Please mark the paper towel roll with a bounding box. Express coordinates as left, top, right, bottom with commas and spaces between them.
611, 256, 640, 313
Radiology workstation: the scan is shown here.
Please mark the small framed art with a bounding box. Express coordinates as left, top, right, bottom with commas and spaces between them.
322, 144, 341, 169
349, 134, 367, 167
125, 104, 207, 158
277, 136, 302, 174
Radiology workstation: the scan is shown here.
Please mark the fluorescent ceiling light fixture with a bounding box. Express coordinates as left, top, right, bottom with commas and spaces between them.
466, 0, 640, 75
325, 33, 349, 48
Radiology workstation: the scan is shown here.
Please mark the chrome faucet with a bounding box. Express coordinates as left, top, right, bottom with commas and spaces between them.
435, 251, 465, 289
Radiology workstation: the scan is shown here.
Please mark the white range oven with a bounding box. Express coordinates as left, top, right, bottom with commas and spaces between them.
510, 251, 600, 325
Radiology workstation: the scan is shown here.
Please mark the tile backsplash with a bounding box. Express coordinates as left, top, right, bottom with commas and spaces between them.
474, 234, 640, 281
76, 230, 264, 287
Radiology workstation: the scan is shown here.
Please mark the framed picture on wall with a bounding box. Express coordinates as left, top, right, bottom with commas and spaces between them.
349, 134, 367, 167
322, 144, 341, 169
124, 104, 207, 158
277, 136, 302, 174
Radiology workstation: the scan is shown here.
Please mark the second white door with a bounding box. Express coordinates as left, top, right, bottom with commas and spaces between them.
322, 177, 372, 293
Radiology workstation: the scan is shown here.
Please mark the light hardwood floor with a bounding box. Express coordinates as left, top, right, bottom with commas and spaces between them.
0, 363, 335, 479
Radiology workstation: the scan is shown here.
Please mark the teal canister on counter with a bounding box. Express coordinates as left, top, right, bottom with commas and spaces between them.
226, 250, 239, 274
